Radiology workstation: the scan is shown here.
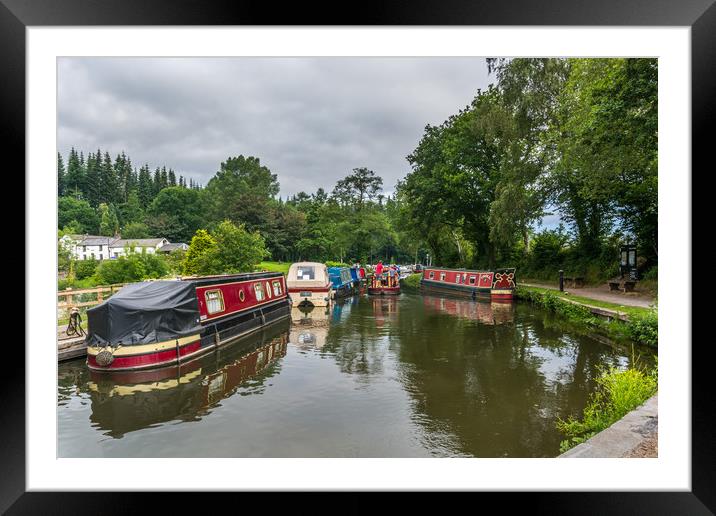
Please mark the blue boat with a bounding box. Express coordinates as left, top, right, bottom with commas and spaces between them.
349, 266, 361, 288
328, 267, 356, 298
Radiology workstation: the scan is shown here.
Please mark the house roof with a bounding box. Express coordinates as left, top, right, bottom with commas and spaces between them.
78, 236, 117, 246
110, 238, 167, 248
157, 243, 188, 252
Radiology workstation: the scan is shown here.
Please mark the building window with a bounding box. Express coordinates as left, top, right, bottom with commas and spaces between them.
83, 246, 86, 252
205, 290, 225, 314
254, 283, 266, 301
272, 280, 282, 296
99, 254, 103, 260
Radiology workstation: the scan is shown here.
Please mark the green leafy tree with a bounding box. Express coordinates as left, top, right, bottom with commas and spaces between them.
122, 221, 151, 239
146, 186, 204, 242
203, 155, 280, 231
182, 229, 218, 276
331, 167, 383, 210
58, 196, 99, 233
200, 220, 269, 274
98, 203, 120, 237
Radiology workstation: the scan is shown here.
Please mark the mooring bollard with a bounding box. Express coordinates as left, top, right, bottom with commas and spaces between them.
559, 270, 564, 292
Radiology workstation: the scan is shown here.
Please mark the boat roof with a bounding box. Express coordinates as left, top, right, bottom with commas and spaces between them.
181, 271, 283, 287
424, 266, 516, 274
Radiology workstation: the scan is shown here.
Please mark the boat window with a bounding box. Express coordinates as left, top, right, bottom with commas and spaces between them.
296, 266, 315, 280
265, 281, 272, 298
455, 275, 461, 283
429, 271, 435, 279
254, 282, 266, 301
272, 280, 282, 296
469, 275, 476, 285
238, 289, 246, 302
205, 290, 225, 314
440, 272, 446, 281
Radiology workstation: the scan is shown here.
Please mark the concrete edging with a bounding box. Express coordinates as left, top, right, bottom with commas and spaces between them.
559, 394, 658, 458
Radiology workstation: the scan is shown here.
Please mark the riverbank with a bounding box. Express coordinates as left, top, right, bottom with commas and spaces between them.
559, 394, 658, 458
515, 286, 658, 347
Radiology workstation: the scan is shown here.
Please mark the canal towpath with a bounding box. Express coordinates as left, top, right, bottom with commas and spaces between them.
520, 281, 656, 308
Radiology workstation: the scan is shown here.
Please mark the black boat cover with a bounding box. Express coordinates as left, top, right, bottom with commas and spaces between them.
86, 281, 202, 346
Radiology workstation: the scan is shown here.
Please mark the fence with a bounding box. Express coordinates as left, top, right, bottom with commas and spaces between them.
57, 284, 126, 322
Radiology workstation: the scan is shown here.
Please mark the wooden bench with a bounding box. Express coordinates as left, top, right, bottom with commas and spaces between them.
607, 280, 637, 293
565, 276, 585, 288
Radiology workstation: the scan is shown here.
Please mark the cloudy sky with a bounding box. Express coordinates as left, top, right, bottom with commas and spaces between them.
58, 57, 494, 198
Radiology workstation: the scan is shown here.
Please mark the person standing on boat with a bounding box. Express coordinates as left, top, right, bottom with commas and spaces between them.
375, 260, 384, 287
388, 265, 397, 287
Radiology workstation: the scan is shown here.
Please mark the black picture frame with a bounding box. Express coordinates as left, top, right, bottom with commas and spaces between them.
4, 0, 710, 513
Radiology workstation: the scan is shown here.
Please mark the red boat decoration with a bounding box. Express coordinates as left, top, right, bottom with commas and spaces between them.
85, 272, 291, 372
420, 267, 516, 301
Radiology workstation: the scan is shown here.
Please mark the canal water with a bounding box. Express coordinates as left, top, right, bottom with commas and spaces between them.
58, 292, 649, 457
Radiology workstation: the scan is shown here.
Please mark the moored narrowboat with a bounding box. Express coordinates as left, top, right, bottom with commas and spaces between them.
328, 266, 356, 298
85, 272, 291, 372
420, 267, 516, 301
286, 262, 332, 307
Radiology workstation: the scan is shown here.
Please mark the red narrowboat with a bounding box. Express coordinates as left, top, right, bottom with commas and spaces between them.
85, 272, 291, 372
420, 267, 516, 301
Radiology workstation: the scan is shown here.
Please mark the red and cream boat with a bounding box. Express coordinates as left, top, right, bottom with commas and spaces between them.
85, 272, 291, 372
286, 262, 333, 307
420, 267, 516, 301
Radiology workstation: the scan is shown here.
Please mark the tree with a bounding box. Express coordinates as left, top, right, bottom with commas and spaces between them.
57, 152, 66, 197
58, 196, 99, 233
118, 189, 144, 227
84, 150, 102, 206
98, 203, 120, 237
137, 165, 154, 208
203, 155, 280, 231
331, 167, 383, 210
182, 229, 217, 276
122, 222, 151, 239
64, 147, 86, 198
201, 220, 269, 274
146, 186, 204, 242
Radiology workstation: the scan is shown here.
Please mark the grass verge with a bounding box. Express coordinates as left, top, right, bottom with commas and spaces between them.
256, 261, 291, 274
557, 360, 658, 453
515, 286, 658, 347
400, 273, 422, 291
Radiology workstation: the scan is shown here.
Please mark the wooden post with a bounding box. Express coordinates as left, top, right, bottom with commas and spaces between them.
559, 270, 564, 292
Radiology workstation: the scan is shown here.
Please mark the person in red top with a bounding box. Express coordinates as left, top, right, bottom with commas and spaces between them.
374, 261, 384, 286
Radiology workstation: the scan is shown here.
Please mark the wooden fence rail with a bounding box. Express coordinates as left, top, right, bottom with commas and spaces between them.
57, 283, 126, 317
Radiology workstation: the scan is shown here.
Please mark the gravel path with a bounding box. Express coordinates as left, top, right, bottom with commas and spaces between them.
521, 282, 656, 308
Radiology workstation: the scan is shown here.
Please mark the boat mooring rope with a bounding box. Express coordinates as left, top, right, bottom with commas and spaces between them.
66, 308, 86, 337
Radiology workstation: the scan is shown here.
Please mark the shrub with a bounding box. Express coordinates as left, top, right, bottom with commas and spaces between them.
325, 260, 350, 268
74, 259, 98, 280
557, 363, 657, 453
95, 250, 168, 284
626, 310, 658, 347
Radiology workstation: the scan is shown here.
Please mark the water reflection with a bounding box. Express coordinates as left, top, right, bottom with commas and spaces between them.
422, 295, 514, 326
58, 293, 654, 457
63, 320, 290, 438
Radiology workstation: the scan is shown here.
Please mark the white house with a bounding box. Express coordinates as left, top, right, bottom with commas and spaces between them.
74, 235, 116, 261
109, 238, 169, 258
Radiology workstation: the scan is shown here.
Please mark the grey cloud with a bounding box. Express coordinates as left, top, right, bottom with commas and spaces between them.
58, 57, 492, 196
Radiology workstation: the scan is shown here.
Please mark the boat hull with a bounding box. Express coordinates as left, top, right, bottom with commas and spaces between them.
420, 267, 516, 301
367, 286, 401, 296
288, 287, 331, 307
87, 298, 291, 372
